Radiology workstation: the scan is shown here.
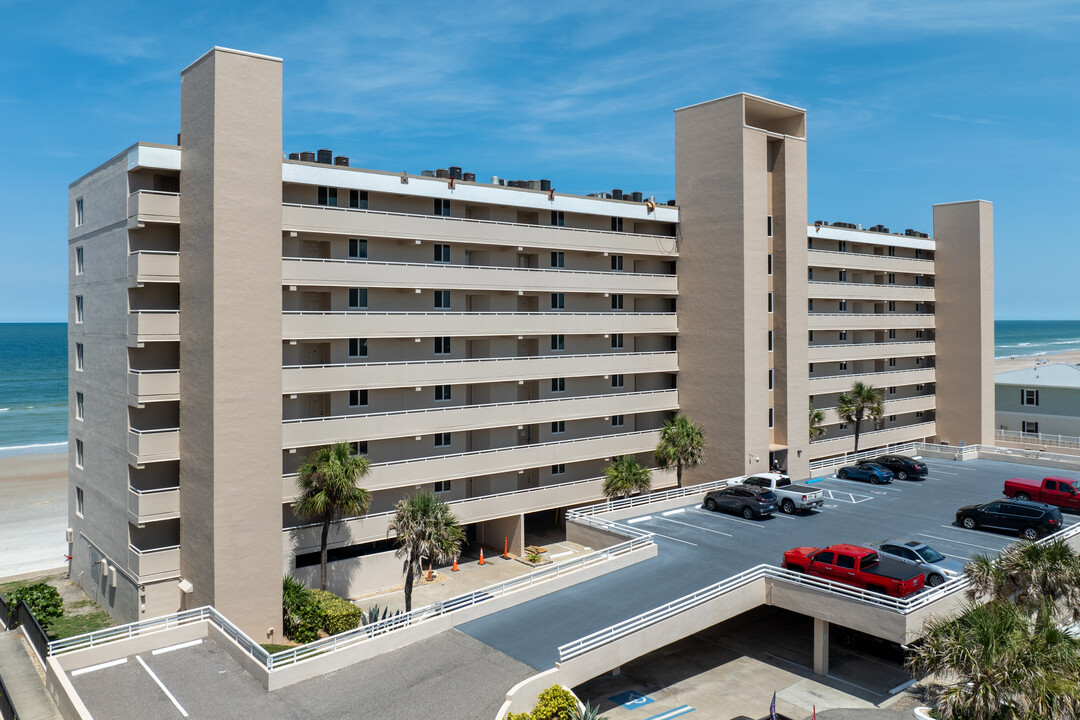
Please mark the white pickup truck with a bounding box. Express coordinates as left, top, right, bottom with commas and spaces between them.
740, 473, 824, 514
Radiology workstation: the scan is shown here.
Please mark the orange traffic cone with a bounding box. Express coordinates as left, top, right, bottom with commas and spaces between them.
451, 557, 459, 572
503, 537, 509, 559
478, 548, 485, 565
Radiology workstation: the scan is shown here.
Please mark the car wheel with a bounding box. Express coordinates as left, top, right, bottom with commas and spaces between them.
870, 475, 882, 485
927, 574, 945, 588
962, 516, 977, 530
705, 498, 718, 512
742, 506, 754, 520
1022, 526, 1040, 540
781, 499, 796, 514
838, 469, 849, 479
1016, 492, 1031, 502
897, 470, 908, 480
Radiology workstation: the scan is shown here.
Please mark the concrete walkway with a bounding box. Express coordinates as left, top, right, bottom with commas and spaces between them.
0, 631, 62, 720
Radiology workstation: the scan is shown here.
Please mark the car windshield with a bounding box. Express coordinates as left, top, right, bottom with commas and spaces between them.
915, 546, 945, 563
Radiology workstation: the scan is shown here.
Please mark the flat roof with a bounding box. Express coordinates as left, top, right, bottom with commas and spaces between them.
995, 362, 1080, 388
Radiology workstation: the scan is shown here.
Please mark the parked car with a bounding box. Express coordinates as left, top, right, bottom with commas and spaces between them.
1003, 476, 1080, 511
955, 498, 1063, 540
704, 485, 778, 519
869, 454, 928, 480
740, 473, 825, 514
836, 461, 894, 484
875, 540, 965, 587
782, 543, 925, 597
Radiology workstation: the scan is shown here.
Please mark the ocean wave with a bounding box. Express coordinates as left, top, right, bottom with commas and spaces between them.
0, 408, 7, 412
0, 441, 68, 458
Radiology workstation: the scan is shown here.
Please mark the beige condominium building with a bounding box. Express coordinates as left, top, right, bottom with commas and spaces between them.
67, 48, 993, 638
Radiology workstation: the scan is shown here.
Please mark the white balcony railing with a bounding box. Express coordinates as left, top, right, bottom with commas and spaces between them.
128, 369, 180, 400
127, 544, 180, 580
128, 310, 180, 343
127, 427, 180, 464
128, 486, 180, 520
128, 250, 179, 283
127, 190, 180, 224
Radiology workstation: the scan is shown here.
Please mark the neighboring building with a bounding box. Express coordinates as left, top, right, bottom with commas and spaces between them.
68, 47, 994, 637
996, 363, 1080, 437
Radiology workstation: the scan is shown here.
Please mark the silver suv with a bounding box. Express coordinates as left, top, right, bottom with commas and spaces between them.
875, 540, 965, 587
704, 486, 778, 519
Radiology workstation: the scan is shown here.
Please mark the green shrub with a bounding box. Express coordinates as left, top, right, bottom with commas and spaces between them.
506, 713, 532, 720
531, 685, 578, 720
310, 589, 362, 635
361, 603, 401, 626
7, 583, 63, 629
282, 576, 323, 643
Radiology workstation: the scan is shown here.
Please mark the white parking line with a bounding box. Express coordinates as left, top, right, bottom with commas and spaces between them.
659, 516, 734, 536
136, 655, 189, 717
661, 508, 686, 516
824, 477, 903, 491
931, 470, 960, 476
648, 531, 699, 546
920, 532, 1004, 553
686, 508, 765, 528
71, 658, 128, 676
627, 515, 653, 524
152, 639, 203, 656
819, 489, 874, 504
548, 550, 573, 559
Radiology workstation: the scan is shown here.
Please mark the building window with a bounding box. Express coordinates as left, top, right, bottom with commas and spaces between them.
915, 276, 923, 286
839, 422, 848, 430
889, 415, 896, 422
317, 187, 338, 207
75, 198, 84, 227
348, 238, 368, 259
888, 358, 896, 367
434, 336, 451, 355
348, 338, 368, 357
808, 238, 813, 249
76, 392, 84, 421
610, 255, 624, 271
434, 385, 452, 402
350, 441, 369, 456
75, 439, 84, 469
888, 273, 896, 284
75, 343, 84, 371
348, 389, 369, 407
838, 300, 847, 312
915, 249, 923, 259
550, 293, 565, 310
76, 487, 84, 517
768, 292, 773, 313
916, 384, 925, 392
767, 215, 773, 237
551, 378, 565, 393
769, 407, 774, 428
888, 386, 897, 395
434, 433, 451, 447
888, 246, 896, 257
434, 290, 451, 309
611, 334, 624, 349
550, 251, 564, 268
349, 190, 368, 209
551, 421, 565, 434
916, 411, 924, 419
611, 415, 624, 427
769, 369, 774, 390
75, 295, 84, 324
551, 464, 566, 475
76, 246, 84, 275
838, 241, 847, 252
433, 480, 451, 494
808, 299, 814, 312
551, 334, 565, 351
809, 363, 815, 373
550, 211, 565, 227
768, 331, 773, 352
888, 329, 896, 339
611, 294, 624, 310
807, 267, 813, 281
889, 301, 897, 312
915, 303, 923, 313
610, 217, 623, 232
433, 244, 451, 263
434, 198, 450, 216
839, 269, 847, 282
808, 331, 814, 342
839, 361, 848, 371
916, 356, 924, 365
839, 331, 847, 341
611, 374, 624, 388
915, 329, 924, 339
767, 254, 773, 276
1022, 421, 1039, 434
348, 288, 368, 309
1021, 389, 1040, 406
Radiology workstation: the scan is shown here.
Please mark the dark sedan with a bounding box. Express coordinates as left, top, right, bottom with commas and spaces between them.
836, 461, 894, 484
704, 486, 778, 519
871, 454, 928, 480
956, 498, 1063, 540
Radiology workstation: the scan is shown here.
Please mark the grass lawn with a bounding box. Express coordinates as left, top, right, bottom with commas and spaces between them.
261, 643, 293, 654
47, 599, 115, 640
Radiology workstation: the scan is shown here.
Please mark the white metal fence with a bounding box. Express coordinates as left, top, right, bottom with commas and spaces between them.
995, 429, 1080, 450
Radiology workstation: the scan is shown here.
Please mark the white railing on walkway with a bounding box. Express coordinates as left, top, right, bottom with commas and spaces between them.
808, 442, 923, 472
568, 474, 742, 518
995, 429, 1080, 450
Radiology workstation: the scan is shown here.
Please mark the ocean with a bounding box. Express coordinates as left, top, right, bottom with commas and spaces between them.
1, 320, 1079, 457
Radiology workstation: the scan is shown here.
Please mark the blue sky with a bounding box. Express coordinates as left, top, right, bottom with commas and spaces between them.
1, 0, 1078, 322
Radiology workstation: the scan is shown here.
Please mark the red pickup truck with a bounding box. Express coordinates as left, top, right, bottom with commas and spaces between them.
782, 543, 925, 597
1003, 476, 1080, 511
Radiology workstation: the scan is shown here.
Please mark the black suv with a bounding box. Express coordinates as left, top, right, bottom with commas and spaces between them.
871, 454, 928, 480
956, 498, 1063, 540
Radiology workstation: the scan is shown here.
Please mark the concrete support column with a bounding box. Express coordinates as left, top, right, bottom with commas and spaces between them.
813, 617, 829, 675
479, 514, 525, 556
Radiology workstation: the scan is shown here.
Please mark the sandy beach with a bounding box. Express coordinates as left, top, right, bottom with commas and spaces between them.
994, 349, 1080, 374
0, 452, 68, 579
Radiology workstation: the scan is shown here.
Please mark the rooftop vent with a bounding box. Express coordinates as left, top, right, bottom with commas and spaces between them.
612, 189, 623, 200
667, 199, 676, 206
421, 170, 435, 177
435, 168, 449, 178
540, 179, 551, 192
317, 149, 333, 164
448, 166, 463, 180
334, 156, 349, 167
631, 191, 643, 202
299, 151, 316, 162
288, 152, 300, 160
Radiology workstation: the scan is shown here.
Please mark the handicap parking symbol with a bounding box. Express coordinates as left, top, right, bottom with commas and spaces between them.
609, 690, 655, 709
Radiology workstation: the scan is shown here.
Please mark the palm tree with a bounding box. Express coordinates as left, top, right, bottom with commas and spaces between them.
965, 539, 1080, 624
602, 456, 652, 500
908, 599, 1080, 720
293, 443, 372, 591
387, 492, 464, 612
654, 414, 705, 488
808, 402, 826, 442
836, 382, 884, 453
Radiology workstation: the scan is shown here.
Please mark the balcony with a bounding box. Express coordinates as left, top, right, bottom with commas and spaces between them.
808, 313, 935, 331
283, 351, 678, 394
128, 311, 179, 345
808, 281, 934, 303
128, 486, 180, 522
809, 421, 937, 459
281, 429, 663, 500
282, 311, 677, 340
127, 191, 179, 225
281, 204, 679, 258
128, 428, 180, 465
819, 394, 936, 424
807, 249, 933, 274
808, 341, 935, 363
282, 258, 677, 296
129, 251, 179, 284
127, 544, 180, 581
128, 369, 180, 402
282, 389, 679, 449
286, 467, 679, 549
809, 368, 936, 395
